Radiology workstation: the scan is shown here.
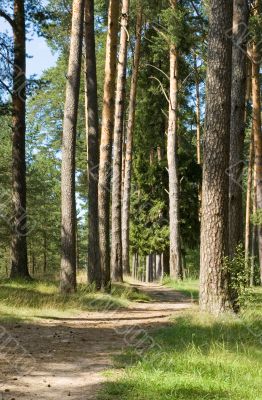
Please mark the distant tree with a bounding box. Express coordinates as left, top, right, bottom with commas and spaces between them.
122, 5, 143, 276
167, 0, 183, 280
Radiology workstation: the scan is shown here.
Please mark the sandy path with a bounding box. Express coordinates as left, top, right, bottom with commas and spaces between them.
0, 283, 192, 400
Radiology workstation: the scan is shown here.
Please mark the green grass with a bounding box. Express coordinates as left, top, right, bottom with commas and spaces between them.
99, 287, 262, 400
163, 277, 199, 300
0, 278, 150, 322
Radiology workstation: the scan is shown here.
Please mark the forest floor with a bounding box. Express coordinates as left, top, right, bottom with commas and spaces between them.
0, 282, 193, 400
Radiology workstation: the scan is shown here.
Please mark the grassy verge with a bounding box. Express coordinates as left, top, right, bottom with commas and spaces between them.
163, 277, 199, 300
0, 276, 150, 322
99, 287, 262, 400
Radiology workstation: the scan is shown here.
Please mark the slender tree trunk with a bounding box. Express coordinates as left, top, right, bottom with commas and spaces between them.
229, 0, 249, 258
163, 250, 170, 276
251, 174, 257, 286
251, 0, 262, 284
252, 24, 262, 284
156, 254, 162, 280
10, 0, 30, 279
43, 231, 47, 273
111, 0, 129, 282
194, 56, 201, 165
245, 133, 254, 262
60, 0, 84, 293
122, 6, 143, 276
200, 0, 233, 314
146, 255, 150, 283
98, 0, 120, 290
84, 0, 101, 289
194, 56, 202, 222
168, 42, 183, 280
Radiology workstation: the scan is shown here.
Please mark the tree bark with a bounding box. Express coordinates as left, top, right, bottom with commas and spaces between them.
156, 254, 162, 280
43, 231, 47, 273
200, 0, 233, 314
60, 0, 84, 293
84, 0, 101, 289
194, 55, 201, 165
122, 6, 143, 276
229, 0, 249, 258
111, 0, 129, 282
168, 41, 183, 280
98, 0, 120, 290
10, 0, 30, 279
245, 133, 254, 262
252, 23, 262, 284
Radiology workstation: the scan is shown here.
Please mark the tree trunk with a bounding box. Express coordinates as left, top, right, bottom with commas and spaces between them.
60, 0, 84, 293
245, 133, 254, 262
194, 55, 201, 165
43, 231, 47, 273
229, 0, 249, 258
156, 254, 162, 280
252, 32, 262, 284
122, 6, 143, 276
146, 255, 150, 283
111, 0, 129, 282
84, 0, 101, 289
163, 250, 170, 276
10, 0, 30, 279
98, 0, 120, 290
167, 41, 183, 280
200, 0, 233, 314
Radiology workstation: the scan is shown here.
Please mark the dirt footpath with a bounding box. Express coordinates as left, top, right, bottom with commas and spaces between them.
0, 283, 192, 400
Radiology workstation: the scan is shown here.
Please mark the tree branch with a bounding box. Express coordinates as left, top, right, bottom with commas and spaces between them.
0, 10, 15, 29
0, 78, 13, 96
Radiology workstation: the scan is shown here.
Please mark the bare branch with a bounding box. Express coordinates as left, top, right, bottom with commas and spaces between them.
0, 10, 15, 29
0, 78, 13, 96
149, 76, 170, 105
146, 64, 170, 81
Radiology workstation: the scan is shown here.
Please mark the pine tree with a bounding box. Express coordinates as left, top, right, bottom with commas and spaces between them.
122, 5, 143, 276
200, 0, 233, 314
84, 0, 101, 288
60, 0, 85, 293
98, 0, 120, 289
229, 0, 249, 258
111, 0, 129, 282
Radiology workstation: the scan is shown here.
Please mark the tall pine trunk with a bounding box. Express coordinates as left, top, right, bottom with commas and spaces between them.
194, 56, 201, 165
200, 0, 233, 314
60, 0, 84, 293
98, 0, 120, 289
251, 8, 262, 283
245, 133, 254, 262
10, 0, 30, 279
84, 0, 101, 289
229, 0, 249, 258
111, 0, 129, 282
167, 40, 183, 280
122, 6, 142, 276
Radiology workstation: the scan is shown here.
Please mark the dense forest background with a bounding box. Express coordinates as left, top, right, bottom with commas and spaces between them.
0, 0, 262, 314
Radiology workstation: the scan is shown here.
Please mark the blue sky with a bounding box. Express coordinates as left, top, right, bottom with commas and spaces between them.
27, 35, 58, 77
0, 18, 58, 77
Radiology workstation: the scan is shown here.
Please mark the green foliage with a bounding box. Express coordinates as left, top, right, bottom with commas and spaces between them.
224, 245, 254, 309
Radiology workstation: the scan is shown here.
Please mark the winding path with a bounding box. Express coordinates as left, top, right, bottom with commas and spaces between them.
0, 283, 193, 399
